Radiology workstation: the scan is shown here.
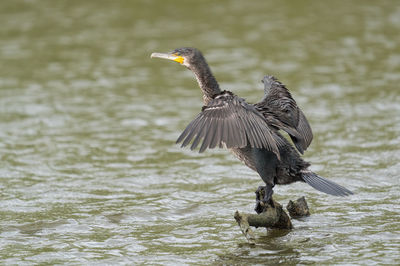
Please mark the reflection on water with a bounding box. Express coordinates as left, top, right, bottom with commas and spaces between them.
0, 0, 399, 264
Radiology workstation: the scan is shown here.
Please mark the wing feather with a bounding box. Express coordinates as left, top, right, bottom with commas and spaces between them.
180, 115, 204, 147
209, 117, 222, 149
190, 116, 209, 150
176, 91, 280, 158
199, 117, 216, 153
255, 75, 313, 154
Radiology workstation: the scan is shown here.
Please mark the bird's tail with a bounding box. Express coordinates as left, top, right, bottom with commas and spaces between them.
301, 171, 353, 196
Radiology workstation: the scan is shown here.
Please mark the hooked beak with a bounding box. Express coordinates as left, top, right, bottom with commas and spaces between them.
150, 52, 184, 64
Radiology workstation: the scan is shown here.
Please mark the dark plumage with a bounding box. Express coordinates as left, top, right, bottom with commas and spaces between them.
176, 90, 284, 158
151, 47, 353, 212
256, 75, 313, 154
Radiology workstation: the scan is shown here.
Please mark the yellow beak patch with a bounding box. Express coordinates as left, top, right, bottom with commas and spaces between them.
173, 55, 184, 64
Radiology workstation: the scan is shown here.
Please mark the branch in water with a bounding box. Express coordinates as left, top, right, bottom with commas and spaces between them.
234, 197, 310, 244
234, 198, 293, 244
286, 196, 310, 218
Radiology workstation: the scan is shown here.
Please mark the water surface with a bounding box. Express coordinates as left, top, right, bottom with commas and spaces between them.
0, 0, 399, 264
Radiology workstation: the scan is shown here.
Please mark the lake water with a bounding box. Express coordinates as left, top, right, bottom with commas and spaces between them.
0, 0, 399, 264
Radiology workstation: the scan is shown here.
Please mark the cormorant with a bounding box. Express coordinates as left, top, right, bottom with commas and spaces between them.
151, 47, 352, 213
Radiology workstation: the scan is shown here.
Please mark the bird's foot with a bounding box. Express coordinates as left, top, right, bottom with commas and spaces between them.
255, 186, 266, 213
265, 197, 275, 208
254, 185, 275, 213
255, 186, 265, 201
254, 199, 264, 214
263, 185, 274, 208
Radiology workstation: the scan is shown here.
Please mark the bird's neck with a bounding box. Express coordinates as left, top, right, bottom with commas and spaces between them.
191, 64, 221, 105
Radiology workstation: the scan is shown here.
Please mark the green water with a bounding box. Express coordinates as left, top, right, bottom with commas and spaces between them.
1, 0, 399, 264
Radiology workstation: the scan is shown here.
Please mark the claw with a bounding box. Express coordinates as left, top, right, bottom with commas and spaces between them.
254, 184, 275, 213
255, 186, 265, 202
267, 198, 275, 208
254, 200, 264, 214
254, 201, 261, 214
263, 184, 274, 202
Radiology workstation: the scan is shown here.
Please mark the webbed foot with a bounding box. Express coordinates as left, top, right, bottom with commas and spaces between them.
254, 184, 275, 213
255, 186, 265, 201
263, 184, 274, 208
254, 199, 264, 214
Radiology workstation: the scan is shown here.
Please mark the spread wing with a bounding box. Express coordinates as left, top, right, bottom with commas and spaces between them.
176, 91, 283, 159
254, 75, 313, 154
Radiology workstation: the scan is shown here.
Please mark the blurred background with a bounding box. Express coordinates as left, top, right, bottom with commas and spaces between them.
0, 0, 399, 264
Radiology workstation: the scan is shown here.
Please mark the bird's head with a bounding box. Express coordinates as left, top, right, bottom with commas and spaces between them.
151, 47, 204, 69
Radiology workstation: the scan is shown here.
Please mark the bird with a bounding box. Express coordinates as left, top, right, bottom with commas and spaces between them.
151, 47, 353, 213
257, 75, 313, 155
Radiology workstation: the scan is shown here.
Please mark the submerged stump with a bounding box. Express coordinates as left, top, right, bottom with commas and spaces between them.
286, 196, 310, 218
234, 191, 310, 244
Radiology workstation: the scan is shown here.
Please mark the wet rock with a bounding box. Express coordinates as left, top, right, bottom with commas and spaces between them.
286, 196, 310, 218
